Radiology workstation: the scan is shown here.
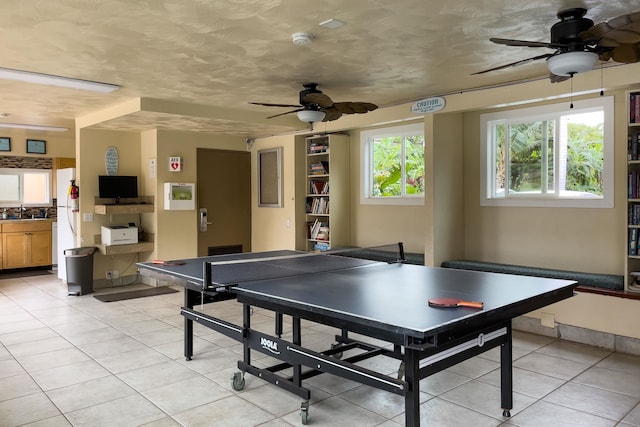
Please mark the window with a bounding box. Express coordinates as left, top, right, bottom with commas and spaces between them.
0, 168, 52, 207
480, 96, 613, 208
361, 123, 425, 205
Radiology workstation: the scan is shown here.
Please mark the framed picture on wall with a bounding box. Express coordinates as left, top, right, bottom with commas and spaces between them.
26, 139, 46, 154
258, 147, 283, 207
0, 137, 10, 152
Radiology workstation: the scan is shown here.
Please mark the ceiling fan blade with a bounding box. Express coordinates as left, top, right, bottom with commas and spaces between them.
549, 73, 571, 83
323, 111, 342, 121
490, 37, 567, 49
265, 108, 304, 119
610, 44, 640, 63
302, 92, 334, 108
471, 53, 553, 75
331, 102, 378, 114
580, 12, 640, 46
250, 102, 302, 108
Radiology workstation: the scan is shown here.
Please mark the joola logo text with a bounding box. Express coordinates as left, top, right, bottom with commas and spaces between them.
260, 337, 280, 354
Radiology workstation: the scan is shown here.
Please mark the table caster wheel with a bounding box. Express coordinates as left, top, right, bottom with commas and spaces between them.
300, 401, 309, 425
502, 409, 511, 417
231, 371, 246, 391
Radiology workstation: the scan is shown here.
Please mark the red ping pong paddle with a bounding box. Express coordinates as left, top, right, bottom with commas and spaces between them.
152, 260, 185, 266
428, 298, 484, 309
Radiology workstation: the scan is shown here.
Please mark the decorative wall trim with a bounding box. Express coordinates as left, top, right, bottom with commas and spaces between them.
0, 155, 52, 169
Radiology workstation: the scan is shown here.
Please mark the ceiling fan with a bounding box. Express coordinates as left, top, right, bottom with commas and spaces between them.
250, 83, 378, 123
473, 8, 640, 82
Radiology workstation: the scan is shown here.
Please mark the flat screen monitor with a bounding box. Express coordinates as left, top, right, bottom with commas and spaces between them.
98, 175, 138, 202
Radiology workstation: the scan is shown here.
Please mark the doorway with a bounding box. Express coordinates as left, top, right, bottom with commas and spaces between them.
196, 148, 251, 256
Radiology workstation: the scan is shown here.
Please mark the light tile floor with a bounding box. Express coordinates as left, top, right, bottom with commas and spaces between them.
0, 273, 639, 426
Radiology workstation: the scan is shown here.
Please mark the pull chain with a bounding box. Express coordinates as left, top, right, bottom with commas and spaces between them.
570, 76, 574, 109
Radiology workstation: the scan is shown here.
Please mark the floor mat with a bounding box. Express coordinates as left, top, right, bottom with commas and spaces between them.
94, 286, 178, 302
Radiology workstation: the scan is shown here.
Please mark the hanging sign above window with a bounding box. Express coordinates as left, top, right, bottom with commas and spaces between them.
411, 97, 446, 114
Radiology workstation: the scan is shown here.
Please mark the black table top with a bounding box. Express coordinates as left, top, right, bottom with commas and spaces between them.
138, 250, 577, 338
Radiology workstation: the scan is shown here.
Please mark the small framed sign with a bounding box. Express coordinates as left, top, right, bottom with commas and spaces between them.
0, 137, 10, 152
26, 139, 46, 154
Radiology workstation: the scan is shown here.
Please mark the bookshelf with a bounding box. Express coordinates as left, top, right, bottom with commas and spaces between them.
626, 90, 640, 293
303, 134, 349, 252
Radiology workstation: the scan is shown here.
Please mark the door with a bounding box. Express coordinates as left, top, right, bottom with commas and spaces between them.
197, 148, 251, 256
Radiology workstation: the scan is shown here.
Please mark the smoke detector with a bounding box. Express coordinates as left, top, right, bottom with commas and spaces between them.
292, 32, 314, 46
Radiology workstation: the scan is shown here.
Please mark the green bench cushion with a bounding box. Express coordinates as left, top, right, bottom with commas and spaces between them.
440, 260, 623, 291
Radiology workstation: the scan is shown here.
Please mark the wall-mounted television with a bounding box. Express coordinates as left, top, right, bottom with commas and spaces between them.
98, 175, 138, 203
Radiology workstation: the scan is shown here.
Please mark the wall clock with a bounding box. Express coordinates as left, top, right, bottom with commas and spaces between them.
0, 137, 10, 152
26, 139, 46, 154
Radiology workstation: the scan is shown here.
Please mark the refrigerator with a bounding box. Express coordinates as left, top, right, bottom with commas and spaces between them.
56, 168, 77, 282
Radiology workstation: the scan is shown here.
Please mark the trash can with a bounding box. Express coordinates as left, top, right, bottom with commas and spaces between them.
64, 247, 97, 296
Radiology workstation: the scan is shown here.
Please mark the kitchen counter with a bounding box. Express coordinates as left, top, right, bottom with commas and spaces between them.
0, 218, 55, 224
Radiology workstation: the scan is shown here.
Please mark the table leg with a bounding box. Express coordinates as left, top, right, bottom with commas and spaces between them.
500, 322, 513, 417
184, 289, 196, 360
404, 348, 420, 426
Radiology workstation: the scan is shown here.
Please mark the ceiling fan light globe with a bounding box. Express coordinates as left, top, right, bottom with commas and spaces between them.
297, 110, 326, 123
547, 51, 598, 76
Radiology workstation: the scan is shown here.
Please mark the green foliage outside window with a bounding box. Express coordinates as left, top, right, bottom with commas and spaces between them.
494, 118, 603, 196
372, 135, 425, 197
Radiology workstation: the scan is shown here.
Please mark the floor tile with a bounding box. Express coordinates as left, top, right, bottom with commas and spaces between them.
96, 347, 171, 374
280, 395, 387, 426
0, 326, 59, 346
478, 366, 566, 399
622, 402, 640, 426
46, 375, 137, 413
0, 393, 62, 426
30, 359, 111, 391
65, 394, 165, 427
544, 381, 640, 421
400, 397, 503, 427
513, 352, 591, 380
173, 394, 275, 426
117, 360, 199, 391
573, 366, 640, 397
439, 379, 535, 418
143, 375, 232, 415
18, 347, 90, 373
508, 400, 616, 427
0, 373, 41, 401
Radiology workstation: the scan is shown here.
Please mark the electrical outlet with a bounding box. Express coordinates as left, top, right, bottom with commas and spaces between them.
105, 271, 113, 279
112, 270, 120, 279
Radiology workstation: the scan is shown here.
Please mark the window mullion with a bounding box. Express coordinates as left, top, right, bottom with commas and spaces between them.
541, 121, 548, 194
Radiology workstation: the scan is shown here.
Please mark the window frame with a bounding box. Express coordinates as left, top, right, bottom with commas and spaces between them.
0, 168, 52, 207
480, 96, 613, 208
360, 122, 425, 206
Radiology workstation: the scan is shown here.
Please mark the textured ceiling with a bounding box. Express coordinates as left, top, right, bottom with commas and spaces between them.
0, 0, 639, 137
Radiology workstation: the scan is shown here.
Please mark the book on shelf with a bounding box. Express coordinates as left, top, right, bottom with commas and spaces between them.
308, 219, 328, 240
308, 142, 328, 154
309, 179, 329, 194
628, 271, 640, 292
630, 228, 638, 256
309, 161, 329, 175
308, 196, 329, 214
313, 241, 330, 252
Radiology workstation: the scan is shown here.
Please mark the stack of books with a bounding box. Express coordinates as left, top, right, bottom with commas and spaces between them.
309, 161, 329, 175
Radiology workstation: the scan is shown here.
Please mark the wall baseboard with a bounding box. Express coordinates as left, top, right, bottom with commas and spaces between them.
513, 316, 640, 357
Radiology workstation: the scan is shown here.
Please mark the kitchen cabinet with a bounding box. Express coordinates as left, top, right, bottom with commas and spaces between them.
2, 220, 52, 269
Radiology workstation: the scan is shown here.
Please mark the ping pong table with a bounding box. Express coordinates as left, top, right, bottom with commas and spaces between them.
138, 245, 577, 426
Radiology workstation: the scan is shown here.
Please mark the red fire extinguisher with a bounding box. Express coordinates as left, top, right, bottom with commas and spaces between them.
68, 180, 79, 212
